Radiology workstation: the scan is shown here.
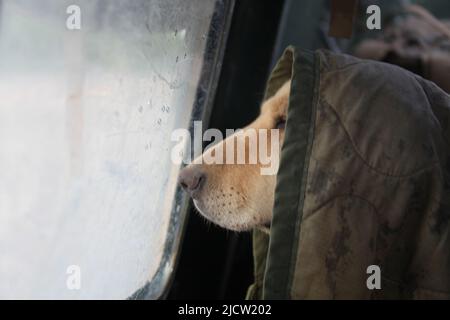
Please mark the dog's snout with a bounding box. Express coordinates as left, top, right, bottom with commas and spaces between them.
179, 166, 205, 198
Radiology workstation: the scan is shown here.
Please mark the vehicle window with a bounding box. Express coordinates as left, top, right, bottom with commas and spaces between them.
0, 0, 231, 299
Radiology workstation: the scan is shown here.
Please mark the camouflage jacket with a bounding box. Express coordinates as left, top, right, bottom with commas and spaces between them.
247, 47, 450, 299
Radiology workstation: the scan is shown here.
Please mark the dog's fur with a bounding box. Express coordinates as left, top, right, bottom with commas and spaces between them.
180, 81, 291, 231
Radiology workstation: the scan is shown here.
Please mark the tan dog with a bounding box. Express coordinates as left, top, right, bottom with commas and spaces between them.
179, 81, 291, 231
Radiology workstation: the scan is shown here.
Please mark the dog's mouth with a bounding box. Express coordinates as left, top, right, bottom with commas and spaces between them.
190, 195, 241, 231
179, 164, 277, 231
190, 192, 272, 232
195, 206, 238, 230
191, 196, 242, 231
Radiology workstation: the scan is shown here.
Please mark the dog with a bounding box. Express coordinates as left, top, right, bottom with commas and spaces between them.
179, 81, 291, 231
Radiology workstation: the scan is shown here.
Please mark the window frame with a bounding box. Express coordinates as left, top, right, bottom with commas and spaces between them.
128, 0, 236, 300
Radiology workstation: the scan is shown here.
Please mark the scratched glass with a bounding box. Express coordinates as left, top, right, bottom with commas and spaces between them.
0, 0, 231, 299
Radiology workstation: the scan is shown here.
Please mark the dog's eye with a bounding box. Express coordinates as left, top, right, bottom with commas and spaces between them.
275, 118, 286, 130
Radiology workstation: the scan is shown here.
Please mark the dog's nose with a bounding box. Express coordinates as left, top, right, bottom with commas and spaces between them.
179, 165, 206, 198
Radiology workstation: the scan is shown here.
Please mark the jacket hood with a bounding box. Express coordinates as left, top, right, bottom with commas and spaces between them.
248, 47, 450, 299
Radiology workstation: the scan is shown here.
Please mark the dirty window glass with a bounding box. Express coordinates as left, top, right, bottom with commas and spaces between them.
0, 0, 231, 299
